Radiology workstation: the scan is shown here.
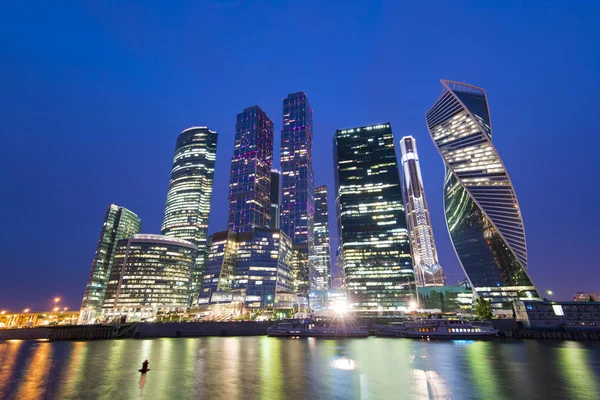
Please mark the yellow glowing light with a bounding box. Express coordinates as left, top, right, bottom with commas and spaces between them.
23, 308, 30, 313
54, 297, 60, 303
53, 307, 59, 312
1, 310, 5, 315
547, 290, 553, 296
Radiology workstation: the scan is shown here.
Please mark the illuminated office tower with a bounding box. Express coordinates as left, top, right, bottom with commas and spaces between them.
269, 169, 281, 229
280, 92, 315, 297
228, 106, 274, 232
333, 123, 414, 310
426, 79, 539, 309
313, 185, 331, 290
399, 136, 445, 287
102, 234, 197, 321
161, 126, 218, 295
79, 204, 141, 324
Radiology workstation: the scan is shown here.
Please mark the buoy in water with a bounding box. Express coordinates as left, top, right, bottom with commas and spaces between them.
139, 359, 150, 373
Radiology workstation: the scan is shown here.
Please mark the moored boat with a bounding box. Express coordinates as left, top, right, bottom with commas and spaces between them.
376, 319, 498, 340
268, 319, 369, 338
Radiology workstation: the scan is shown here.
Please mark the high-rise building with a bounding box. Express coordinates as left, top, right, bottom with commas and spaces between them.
161, 126, 218, 296
228, 106, 274, 233
399, 136, 445, 287
199, 227, 294, 310
280, 92, 315, 297
313, 185, 331, 290
269, 169, 281, 229
425, 79, 539, 309
79, 204, 141, 324
102, 234, 197, 321
333, 123, 414, 310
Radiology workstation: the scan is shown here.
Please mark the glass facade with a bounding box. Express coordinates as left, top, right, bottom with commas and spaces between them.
313, 185, 331, 290
399, 136, 444, 287
228, 106, 274, 233
161, 126, 218, 298
199, 228, 294, 310
426, 80, 539, 309
269, 169, 281, 229
79, 204, 141, 324
102, 234, 197, 321
280, 92, 315, 297
333, 123, 415, 310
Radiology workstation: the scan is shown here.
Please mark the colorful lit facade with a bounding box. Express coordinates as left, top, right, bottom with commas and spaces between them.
399, 136, 444, 287
228, 106, 274, 232
199, 227, 294, 310
269, 168, 281, 229
161, 126, 218, 296
280, 92, 315, 297
102, 234, 197, 321
79, 204, 141, 324
333, 123, 415, 310
426, 79, 539, 309
313, 185, 331, 290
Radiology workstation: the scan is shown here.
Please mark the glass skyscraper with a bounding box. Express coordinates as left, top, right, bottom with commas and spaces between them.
280, 92, 315, 297
79, 204, 141, 324
102, 234, 197, 321
425, 79, 539, 309
228, 106, 274, 232
313, 185, 331, 290
269, 168, 281, 229
333, 123, 414, 310
161, 126, 218, 296
399, 136, 444, 287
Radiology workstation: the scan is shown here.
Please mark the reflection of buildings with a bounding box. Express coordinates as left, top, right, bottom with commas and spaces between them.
161, 126, 218, 297
399, 136, 444, 287
333, 123, 414, 310
417, 281, 473, 313
79, 204, 141, 324
515, 300, 600, 330
102, 234, 197, 321
426, 80, 539, 310
313, 185, 331, 290
280, 92, 315, 298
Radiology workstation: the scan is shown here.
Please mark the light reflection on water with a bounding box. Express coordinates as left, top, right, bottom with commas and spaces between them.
0, 337, 599, 399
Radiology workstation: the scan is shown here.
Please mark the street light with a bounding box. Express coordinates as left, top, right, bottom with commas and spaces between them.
54, 297, 61, 308
547, 290, 553, 296
23, 308, 29, 313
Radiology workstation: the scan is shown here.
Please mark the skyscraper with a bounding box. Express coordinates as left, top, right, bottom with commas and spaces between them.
333, 123, 414, 310
425, 79, 539, 309
79, 204, 141, 324
399, 136, 444, 287
102, 234, 197, 321
269, 168, 281, 229
228, 106, 274, 232
313, 185, 331, 290
280, 92, 315, 297
161, 126, 218, 296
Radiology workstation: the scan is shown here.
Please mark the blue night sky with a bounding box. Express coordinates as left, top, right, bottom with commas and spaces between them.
1, 1, 598, 311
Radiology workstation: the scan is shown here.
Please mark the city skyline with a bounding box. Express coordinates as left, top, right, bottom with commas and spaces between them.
2, 2, 598, 310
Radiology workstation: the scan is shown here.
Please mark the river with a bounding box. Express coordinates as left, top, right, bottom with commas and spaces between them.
0, 337, 599, 399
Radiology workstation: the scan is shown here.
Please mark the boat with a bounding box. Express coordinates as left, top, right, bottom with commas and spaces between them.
267, 319, 369, 338
376, 319, 498, 340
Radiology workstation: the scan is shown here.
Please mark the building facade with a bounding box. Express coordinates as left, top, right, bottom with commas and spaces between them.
269, 169, 281, 229
102, 234, 197, 322
399, 136, 444, 287
425, 80, 539, 309
333, 123, 414, 310
280, 92, 315, 298
161, 126, 218, 296
79, 204, 141, 324
515, 300, 600, 330
228, 106, 274, 233
199, 227, 294, 310
313, 185, 331, 290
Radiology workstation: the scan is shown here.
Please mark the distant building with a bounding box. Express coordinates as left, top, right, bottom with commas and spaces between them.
269, 169, 281, 229
79, 204, 141, 324
313, 185, 331, 290
333, 123, 415, 310
426, 80, 539, 309
515, 300, 600, 330
399, 136, 444, 287
161, 126, 218, 297
199, 228, 294, 311
102, 234, 197, 322
228, 106, 274, 233
574, 292, 600, 302
280, 92, 315, 298
417, 281, 473, 313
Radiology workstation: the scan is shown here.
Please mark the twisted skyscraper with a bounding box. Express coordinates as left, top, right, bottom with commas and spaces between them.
426, 80, 538, 309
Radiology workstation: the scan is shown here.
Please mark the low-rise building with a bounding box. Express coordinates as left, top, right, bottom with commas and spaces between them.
573, 292, 600, 302
514, 300, 600, 330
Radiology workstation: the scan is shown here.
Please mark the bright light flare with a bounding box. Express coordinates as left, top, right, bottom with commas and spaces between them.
331, 300, 349, 315
409, 301, 417, 310
331, 358, 357, 370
